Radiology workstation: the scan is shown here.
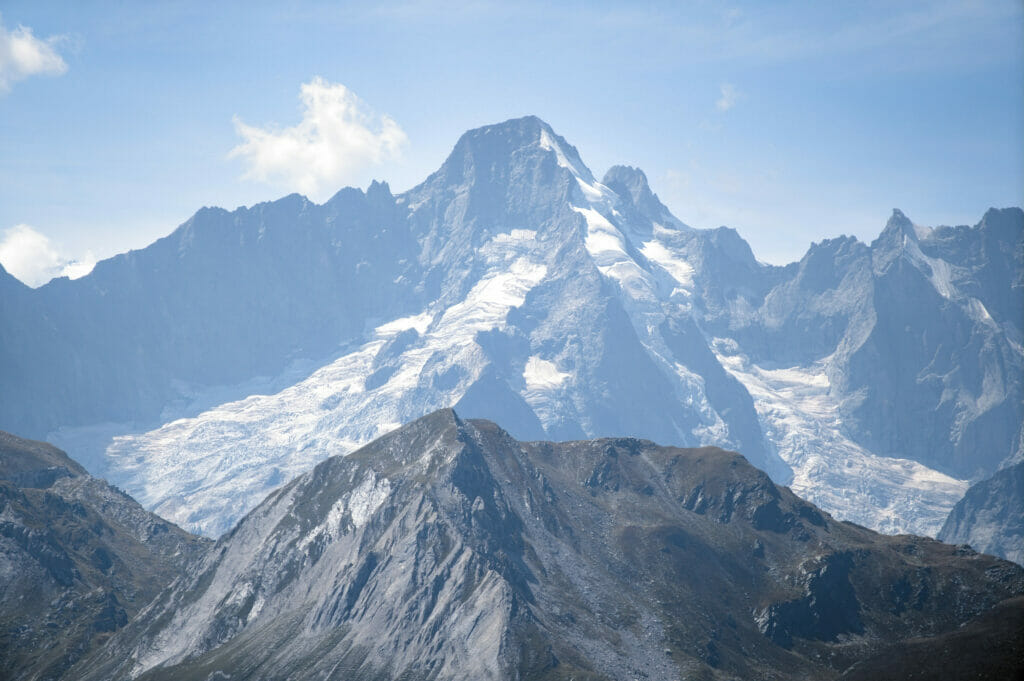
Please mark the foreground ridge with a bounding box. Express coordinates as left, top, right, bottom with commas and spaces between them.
74, 410, 1024, 681
0, 431, 209, 681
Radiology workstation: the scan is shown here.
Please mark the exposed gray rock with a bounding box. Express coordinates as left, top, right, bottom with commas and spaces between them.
74, 410, 1024, 681
0, 431, 210, 681
938, 461, 1024, 565
702, 207, 1024, 481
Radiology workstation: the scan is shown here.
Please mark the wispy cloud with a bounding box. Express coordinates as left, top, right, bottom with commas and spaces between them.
0, 224, 95, 287
716, 83, 739, 112
230, 78, 408, 201
0, 14, 67, 93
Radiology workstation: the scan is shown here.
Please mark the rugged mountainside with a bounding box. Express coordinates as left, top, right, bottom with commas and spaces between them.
938, 461, 1024, 565
74, 410, 1024, 681
0, 184, 419, 439
2, 116, 1020, 543
0, 431, 210, 681
712, 206, 1023, 480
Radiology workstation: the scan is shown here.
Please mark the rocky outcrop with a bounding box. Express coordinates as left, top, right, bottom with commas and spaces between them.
0, 431, 209, 681
939, 461, 1024, 565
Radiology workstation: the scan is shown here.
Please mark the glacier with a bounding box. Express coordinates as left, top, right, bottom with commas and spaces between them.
10, 116, 1019, 541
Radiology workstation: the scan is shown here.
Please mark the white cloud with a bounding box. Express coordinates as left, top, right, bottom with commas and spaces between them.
715, 82, 739, 112
230, 77, 407, 201
0, 14, 67, 93
0, 224, 95, 288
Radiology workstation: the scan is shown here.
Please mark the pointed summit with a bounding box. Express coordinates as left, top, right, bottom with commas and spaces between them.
455, 115, 582, 162
430, 115, 595, 188
404, 116, 600, 271
602, 165, 678, 227
885, 208, 915, 236
871, 208, 922, 257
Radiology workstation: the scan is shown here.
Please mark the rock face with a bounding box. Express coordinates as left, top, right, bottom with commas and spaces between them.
938, 461, 1024, 565
0, 431, 210, 681
709, 206, 1023, 481
2, 116, 1021, 541
0, 184, 419, 440
75, 410, 1024, 681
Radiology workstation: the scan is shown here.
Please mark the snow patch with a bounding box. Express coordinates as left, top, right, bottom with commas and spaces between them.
574, 206, 655, 300
374, 312, 433, 337
640, 239, 695, 289
489, 228, 538, 245
523, 356, 569, 391
539, 128, 582, 176
576, 207, 627, 261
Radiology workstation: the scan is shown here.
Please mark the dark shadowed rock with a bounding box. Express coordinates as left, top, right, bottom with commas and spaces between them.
0, 431, 209, 681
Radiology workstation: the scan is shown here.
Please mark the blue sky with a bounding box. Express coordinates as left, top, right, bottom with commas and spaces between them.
1, 1, 1021, 285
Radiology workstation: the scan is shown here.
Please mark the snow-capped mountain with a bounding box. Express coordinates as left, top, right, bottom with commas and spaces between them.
2, 116, 1020, 544
73, 411, 1024, 681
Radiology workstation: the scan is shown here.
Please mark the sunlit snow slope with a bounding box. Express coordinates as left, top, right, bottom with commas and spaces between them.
36, 117, 1021, 542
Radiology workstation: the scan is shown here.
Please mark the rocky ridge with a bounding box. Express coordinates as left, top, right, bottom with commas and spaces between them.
74, 410, 1024, 681
0, 431, 210, 681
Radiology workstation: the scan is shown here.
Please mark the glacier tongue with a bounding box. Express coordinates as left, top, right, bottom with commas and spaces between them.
91, 228, 549, 537
712, 344, 968, 535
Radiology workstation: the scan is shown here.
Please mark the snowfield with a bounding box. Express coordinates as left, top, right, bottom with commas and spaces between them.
45, 118, 1017, 544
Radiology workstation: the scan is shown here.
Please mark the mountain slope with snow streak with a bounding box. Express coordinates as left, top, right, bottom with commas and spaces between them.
23, 117, 1021, 549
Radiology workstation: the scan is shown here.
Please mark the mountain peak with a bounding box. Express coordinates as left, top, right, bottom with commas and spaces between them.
602, 165, 673, 225
453, 115, 556, 153
345, 408, 466, 471
873, 208, 922, 252
436, 115, 594, 186
886, 208, 914, 232
462, 114, 552, 140
76, 416, 1024, 681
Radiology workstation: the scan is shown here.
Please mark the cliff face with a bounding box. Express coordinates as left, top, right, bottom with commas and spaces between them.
939, 461, 1024, 565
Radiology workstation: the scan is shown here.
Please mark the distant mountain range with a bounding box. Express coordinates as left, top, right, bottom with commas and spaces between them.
1, 116, 1020, 554
70, 411, 1024, 681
